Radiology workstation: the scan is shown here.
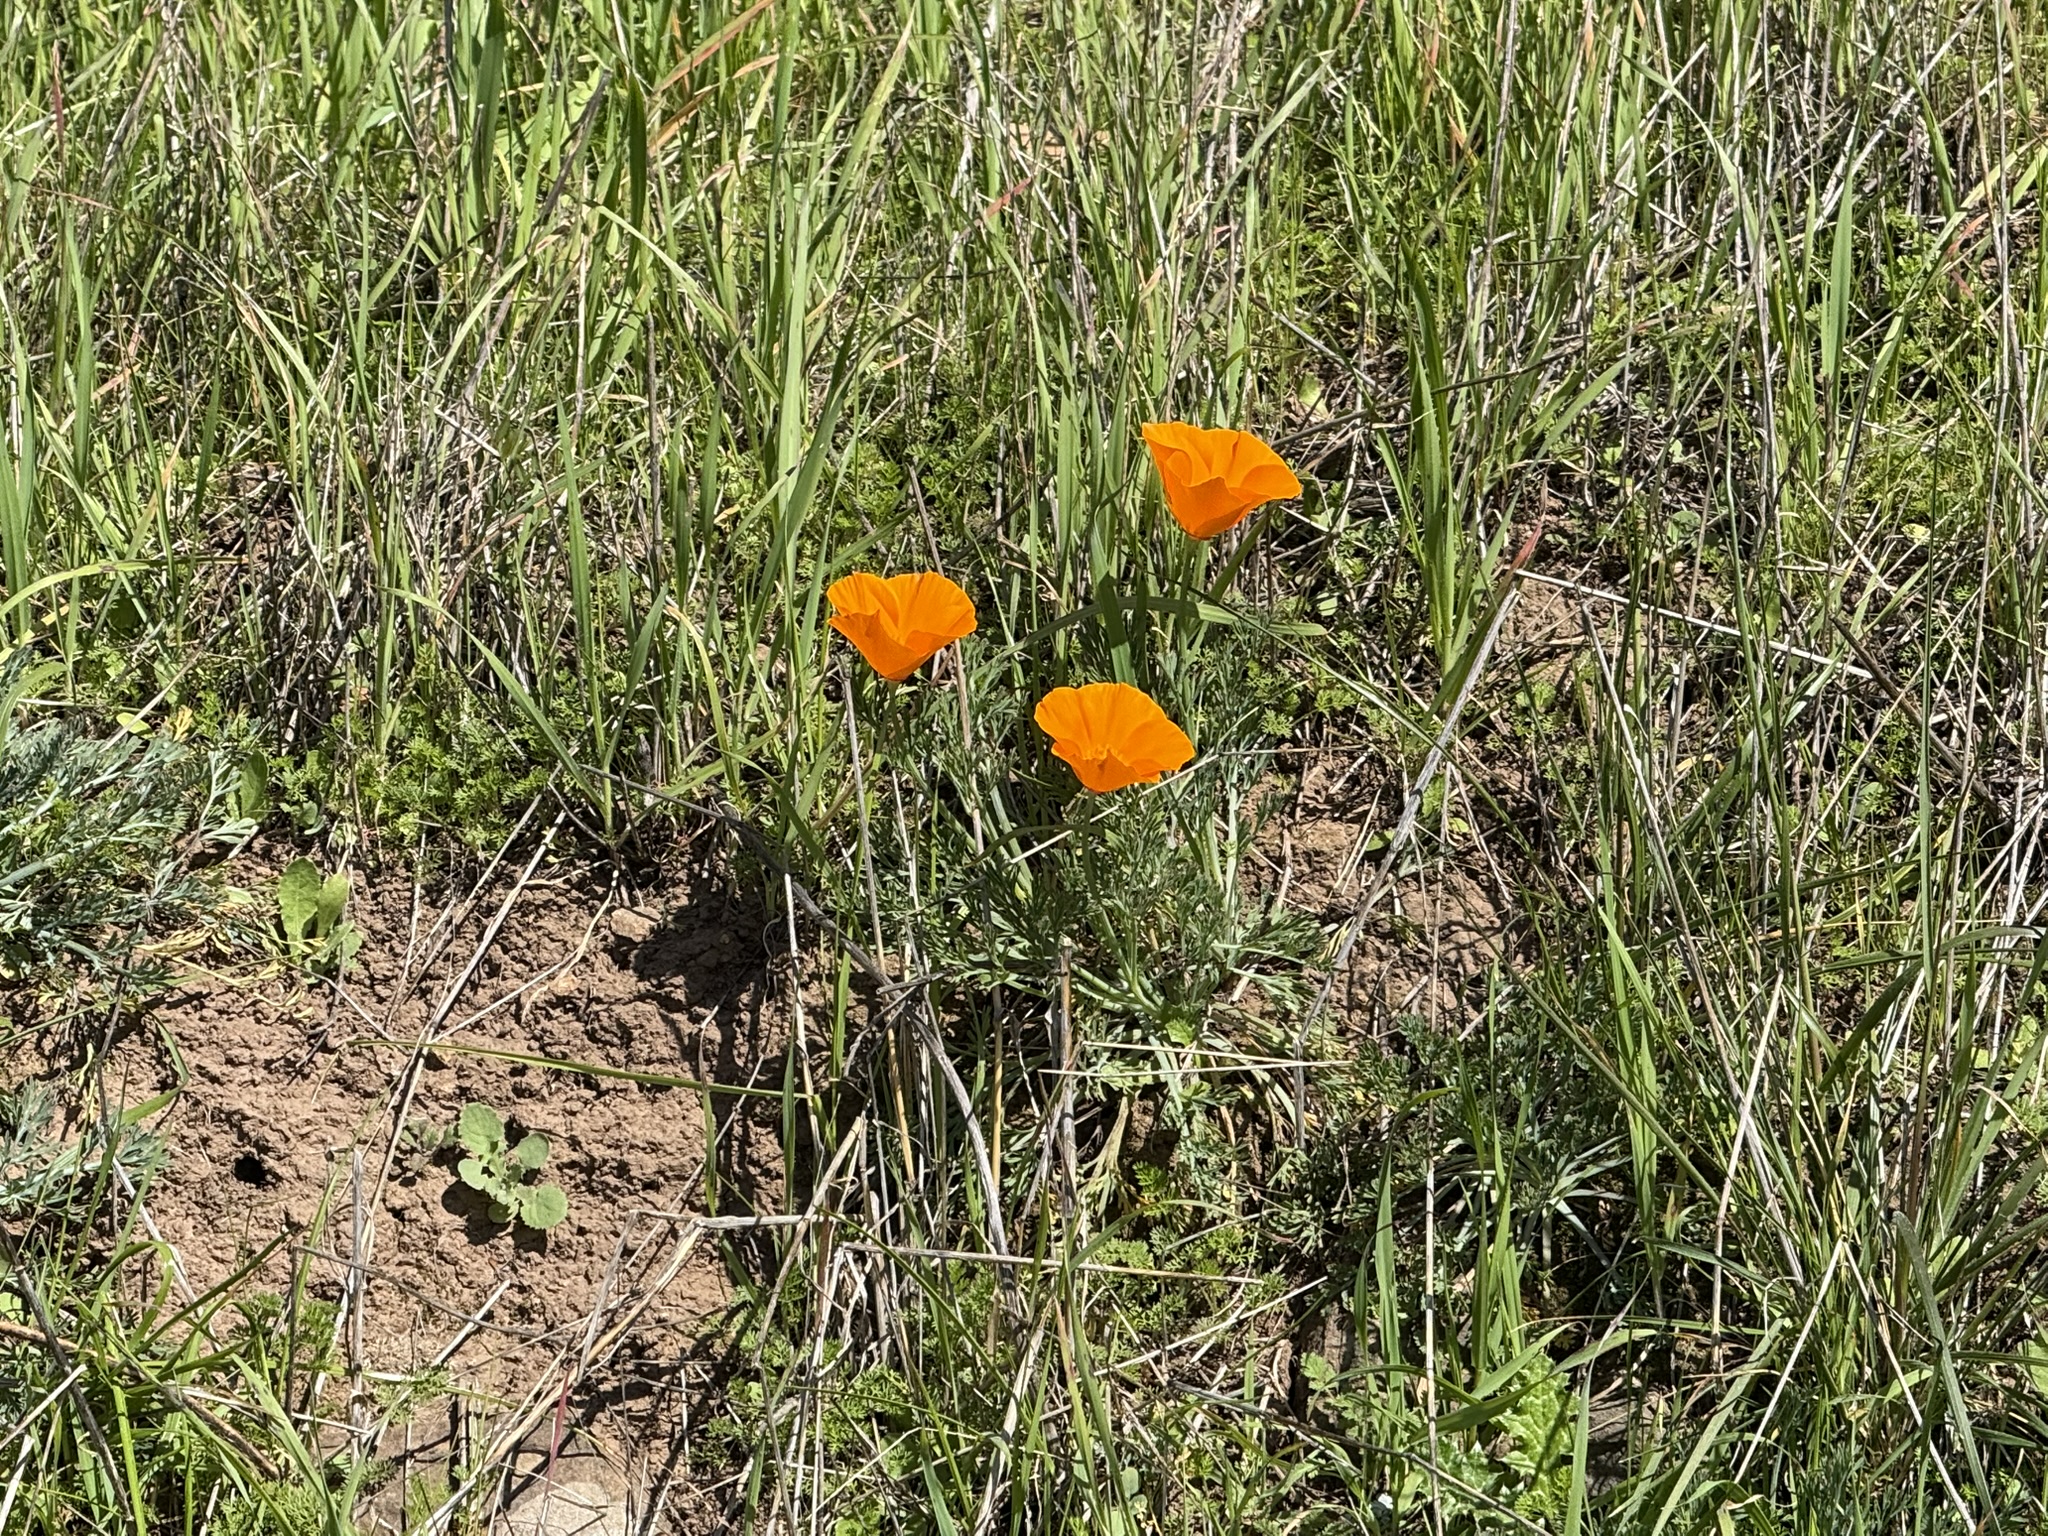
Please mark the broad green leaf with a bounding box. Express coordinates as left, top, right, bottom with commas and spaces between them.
276, 859, 322, 942
521, 1183, 568, 1230
458, 1102, 503, 1154
117, 1089, 177, 1125
511, 1133, 550, 1171
456, 1156, 491, 1192
315, 870, 350, 936
235, 754, 270, 819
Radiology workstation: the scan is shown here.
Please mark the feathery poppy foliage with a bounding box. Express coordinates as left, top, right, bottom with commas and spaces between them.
1034, 683, 1196, 793
827, 572, 977, 682
1141, 422, 1303, 539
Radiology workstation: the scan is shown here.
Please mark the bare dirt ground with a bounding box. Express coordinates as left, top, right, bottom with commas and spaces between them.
1255, 577, 1593, 1047
55, 835, 792, 1528
1275, 751, 1507, 1034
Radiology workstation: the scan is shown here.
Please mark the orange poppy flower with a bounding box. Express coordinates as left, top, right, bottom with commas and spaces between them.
827, 571, 977, 682
1034, 683, 1195, 793
1141, 422, 1303, 539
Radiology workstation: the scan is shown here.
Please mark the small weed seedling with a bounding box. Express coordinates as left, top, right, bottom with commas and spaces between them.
400, 1116, 455, 1155
276, 857, 362, 973
452, 1102, 567, 1232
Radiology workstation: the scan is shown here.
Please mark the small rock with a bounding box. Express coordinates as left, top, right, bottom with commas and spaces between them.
504, 1469, 630, 1536
607, 908, 656, 944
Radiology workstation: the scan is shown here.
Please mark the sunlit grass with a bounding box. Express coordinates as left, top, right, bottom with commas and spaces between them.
2, 0, 2046, 1530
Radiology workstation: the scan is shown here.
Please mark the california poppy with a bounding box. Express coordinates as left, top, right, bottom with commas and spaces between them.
827, 571, 977, 682
1034, 683, 1195, 793
1141, 422, 1303, 539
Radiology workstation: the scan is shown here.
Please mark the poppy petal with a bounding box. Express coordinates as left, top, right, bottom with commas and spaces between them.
1032, 688, 1092, 745
894, 572, 978, 650
1142, 422, 1300, 539
1121, 713, 1196, 773
829, 571, 976, 681
1034, 682, 1194, 793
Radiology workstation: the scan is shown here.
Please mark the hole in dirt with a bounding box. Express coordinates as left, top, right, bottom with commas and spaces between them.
232, 1152, 278, 1188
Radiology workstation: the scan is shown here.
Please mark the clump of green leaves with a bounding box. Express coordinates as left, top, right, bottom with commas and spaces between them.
452, 1102, 567, 1232
230, 1292, 340, 1382
0, 1080, 165, 1219
211, 1478, 339, 1536
0, 652, 237, 981
275, 857, 361, 973
399, 1115, 455, 1154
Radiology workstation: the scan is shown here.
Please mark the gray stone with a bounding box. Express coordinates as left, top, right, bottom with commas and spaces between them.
502, 1475, 630, 1536
607, 908, 656, 944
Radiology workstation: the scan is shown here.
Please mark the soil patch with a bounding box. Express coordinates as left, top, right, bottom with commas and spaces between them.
83, 841, 787, 1401
1265, 741, 1513, 1041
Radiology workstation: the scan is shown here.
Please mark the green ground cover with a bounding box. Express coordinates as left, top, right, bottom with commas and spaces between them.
3, 0, 2048, 1528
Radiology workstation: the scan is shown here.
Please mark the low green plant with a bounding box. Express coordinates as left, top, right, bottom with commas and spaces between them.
452, 1102, 567, 1232
274, 857, 362, 974
0, 652, 236, 982
400, 1114, 456, 1154
0, 1080, 164, 1219
401, 1471, 454, 1535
